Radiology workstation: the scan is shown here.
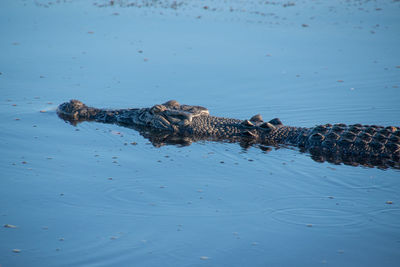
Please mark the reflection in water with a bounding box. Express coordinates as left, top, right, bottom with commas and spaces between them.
57, 100, 400, 170
2, 0, 400, 266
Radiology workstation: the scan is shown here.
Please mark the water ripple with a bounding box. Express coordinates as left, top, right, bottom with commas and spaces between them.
268, 195, 371, 228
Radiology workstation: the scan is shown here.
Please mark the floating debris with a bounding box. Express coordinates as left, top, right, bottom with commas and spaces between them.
12, 249, 21, 253
200, 256, 209, 260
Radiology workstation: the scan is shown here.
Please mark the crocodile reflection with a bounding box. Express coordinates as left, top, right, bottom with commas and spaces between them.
57, 100, 400, 170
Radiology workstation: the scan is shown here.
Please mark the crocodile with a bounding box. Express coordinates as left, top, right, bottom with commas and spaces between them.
57, 99, 400, 169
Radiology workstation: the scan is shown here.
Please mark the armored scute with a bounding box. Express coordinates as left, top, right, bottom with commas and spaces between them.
58, 100, 400, 169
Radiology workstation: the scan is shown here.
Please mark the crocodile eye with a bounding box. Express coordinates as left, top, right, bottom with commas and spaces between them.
150, 105, 166, 114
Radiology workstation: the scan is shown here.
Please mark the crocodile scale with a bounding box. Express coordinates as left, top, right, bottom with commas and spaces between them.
57, 100, 400, 169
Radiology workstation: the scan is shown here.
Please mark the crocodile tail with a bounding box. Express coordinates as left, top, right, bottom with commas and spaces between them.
300, 124, 400, 168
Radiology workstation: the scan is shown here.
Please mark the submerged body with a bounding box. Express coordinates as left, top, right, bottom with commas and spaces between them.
58, 100, 400, 169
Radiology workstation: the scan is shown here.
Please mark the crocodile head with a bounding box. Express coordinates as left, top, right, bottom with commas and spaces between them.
133, 100, 210, 132
57, 99, 98, 124
57, 99, 210, 131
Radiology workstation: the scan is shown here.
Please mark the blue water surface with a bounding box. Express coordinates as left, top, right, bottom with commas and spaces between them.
1, 0, 400, 266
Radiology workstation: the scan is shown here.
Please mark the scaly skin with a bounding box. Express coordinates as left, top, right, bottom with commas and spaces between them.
57, 100, 400, 169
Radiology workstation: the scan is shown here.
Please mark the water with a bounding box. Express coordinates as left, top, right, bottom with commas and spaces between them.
1, 0, 400, 266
